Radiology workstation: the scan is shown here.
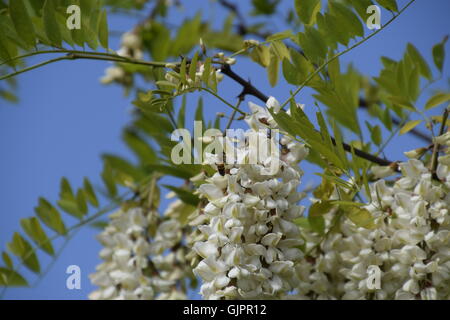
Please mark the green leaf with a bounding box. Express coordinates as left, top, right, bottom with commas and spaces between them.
60, 177, 74, 199
346, 207, 376, 229
308, 215, 325, 235
399, 120, 422, 135
83, 178, 99, 207
101, 162, 117, 197
250, 45, 271, 68
2, 252, 13, 269
76, 190, 88, 216
90, 220, 109, 230
189, 52, 199, 82
35, 198, 67, 235
266, 30, 294, 42
406, 43, 432, 80
9, 0, 36, 48
282, 48, 314, 85
329, 2, 364, 39
0, 29, 13, 62
365, 121, 382, 146
103, 154, 144, 184
0, 268, 28, 287
432, 36, 448, 73
298, 27, 328, 64
309, 200, 333, 217
123, 130, 157, 165
270, 41, 290, 60
179, 57, 187, 85
195, 97, 204, 123
376, 0, 398, 12
146, 164, 194, 180
20, 217, 54, 256
43, 0, 62, 46
202, 57, 212, 86
57, 198, 81, 218
295, 0, 321, 26
164, 185, 200, 206
293, 217, 311, 230
282, 58, 300, 85
425, 92, 450, 110
252, 0, 279, 15
387, 96, 415, 111
57, 178, 85, 219
267, 53, 279, 87
98, 10, 109, 49
7, 233, 40, 274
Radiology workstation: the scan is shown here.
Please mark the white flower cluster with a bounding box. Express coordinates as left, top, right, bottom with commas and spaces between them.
294, 147, 450, 299
101, 32, 143, 85
89, 201, 192, 300
192, 98, 310, 299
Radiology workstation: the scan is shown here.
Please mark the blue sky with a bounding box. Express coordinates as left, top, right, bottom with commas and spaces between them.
0, 0, 449, 299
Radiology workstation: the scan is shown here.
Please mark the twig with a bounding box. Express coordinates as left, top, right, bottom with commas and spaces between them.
221, 64, 268, 102
225, 97, 244, 130
0, 52, 173, 81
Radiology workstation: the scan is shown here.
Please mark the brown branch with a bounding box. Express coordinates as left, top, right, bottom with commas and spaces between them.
220, 64, 397, 168
221, 64, 269, 102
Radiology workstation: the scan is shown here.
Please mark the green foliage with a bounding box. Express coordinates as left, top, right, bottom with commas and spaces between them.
432, 36, 448, 73
399, 119, 422, 135
271, 101, 348, 171
7, 232, 40, 274
1, 0, 447, 295
294, 0, 321, 26
164, 185, 200, 207
9, 0, 36, 49
376, 0, 399, 12
20, 218, 54, 256
425, 92, 450, 111
0, 267, 28, 287
252, 0, 280, 15
1, 174, 104, 287
374, 45, 427, 117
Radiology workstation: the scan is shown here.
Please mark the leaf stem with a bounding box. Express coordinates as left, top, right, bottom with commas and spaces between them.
225, 97, 244, 130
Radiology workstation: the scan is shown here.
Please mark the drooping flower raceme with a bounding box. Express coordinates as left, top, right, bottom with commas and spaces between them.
89, 199, 195, 300
293, 150, 450, 300
192, 98, 310, 299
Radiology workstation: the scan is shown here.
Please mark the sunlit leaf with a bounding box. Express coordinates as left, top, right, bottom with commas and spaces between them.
425, 92, 450, 110
295, 0, 321, 26
7, 233, 40, 273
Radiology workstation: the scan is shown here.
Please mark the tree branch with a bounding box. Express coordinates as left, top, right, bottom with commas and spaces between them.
221, 64, 268, 102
